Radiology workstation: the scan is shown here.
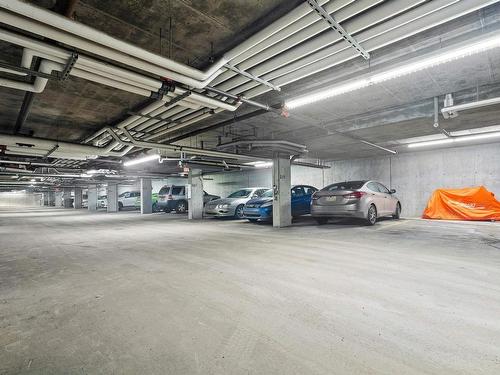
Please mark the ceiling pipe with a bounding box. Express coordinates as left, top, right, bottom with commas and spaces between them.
441, 96, 500, 117
114, 128, 264, 161
0, 0, 325, 84
240, 0, 500, 99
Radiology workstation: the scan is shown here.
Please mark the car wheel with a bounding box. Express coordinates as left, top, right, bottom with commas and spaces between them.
234, 204, 245, 219
392, 203, 401, 220
176, 201, 187, 213
118, 202, 123, 211
367, 205, 377, 226
315, 217, 328, 225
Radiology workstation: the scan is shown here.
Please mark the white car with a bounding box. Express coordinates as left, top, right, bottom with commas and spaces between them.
118, 191, 140, 210
97, 195, 107, 208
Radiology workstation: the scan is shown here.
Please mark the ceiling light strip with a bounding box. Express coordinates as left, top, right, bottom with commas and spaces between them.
285, 33, 500, 109
407, 131, 500, 148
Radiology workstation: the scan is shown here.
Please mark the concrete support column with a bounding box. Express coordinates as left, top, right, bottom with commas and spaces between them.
87, 186, 98, 211
42, 192, 49, 206
47, 191, 55, 206
188, 168, 204, 220
106, 183, 119, 213
62, 187, 72, 208
74, 187, 83, 209
140, 178, 152, 214
55, 191, 63, 207
272, 152, 292, 228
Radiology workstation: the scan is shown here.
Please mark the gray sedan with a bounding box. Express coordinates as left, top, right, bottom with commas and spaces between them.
204, 187, 269, 218
311, 180, 401, 225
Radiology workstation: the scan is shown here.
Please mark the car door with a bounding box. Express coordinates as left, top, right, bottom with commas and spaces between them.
291, 186, 305, 216
366, 182, 387, 215
303, 186, 317, 214
121, 192, 131, 206
134, 192, 141, 207
376, 182, 396, 215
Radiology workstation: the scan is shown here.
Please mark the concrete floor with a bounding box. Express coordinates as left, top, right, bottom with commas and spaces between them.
1, 208, 500, 374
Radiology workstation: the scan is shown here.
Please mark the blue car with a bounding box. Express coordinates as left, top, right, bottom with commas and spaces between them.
243, 185, 318, 222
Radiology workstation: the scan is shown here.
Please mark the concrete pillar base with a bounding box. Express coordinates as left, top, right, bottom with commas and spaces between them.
272, 152, 292, 228
107, 183, 119, 213
140, 178, 153, 214
87, 186, 98, 211
188, 168, 204, 220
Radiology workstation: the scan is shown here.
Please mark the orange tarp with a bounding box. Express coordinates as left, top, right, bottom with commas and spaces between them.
422, 186, 500, 221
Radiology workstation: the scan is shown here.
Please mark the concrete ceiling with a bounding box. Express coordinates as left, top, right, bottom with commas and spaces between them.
0, 0, 500, 166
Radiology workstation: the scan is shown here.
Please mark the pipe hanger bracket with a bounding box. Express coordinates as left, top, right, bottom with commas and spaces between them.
58, 52, 78, 81
306, 0, 370, 60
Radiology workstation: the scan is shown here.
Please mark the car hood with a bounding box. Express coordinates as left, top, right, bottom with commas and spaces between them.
245, 197, 272, 206
209, 197, 250, 206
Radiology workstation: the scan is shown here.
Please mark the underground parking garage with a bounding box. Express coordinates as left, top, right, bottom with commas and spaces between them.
1, 0, 500, 373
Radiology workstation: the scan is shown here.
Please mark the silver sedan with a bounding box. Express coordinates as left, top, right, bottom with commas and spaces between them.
204, 187, 269, 218
311, 180, 401, 225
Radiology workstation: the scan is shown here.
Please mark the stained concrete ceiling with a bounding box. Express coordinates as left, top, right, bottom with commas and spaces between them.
0, 0, 500, 163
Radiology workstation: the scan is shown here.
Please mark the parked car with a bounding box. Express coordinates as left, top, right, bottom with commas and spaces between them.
311, 180, 401, 225
114, 191, 160, 211
157, 185, 220, 213
97, 195, 107, 208
118, 191, 140, 210
204, 187, 269, 218
243, 185, 318, 222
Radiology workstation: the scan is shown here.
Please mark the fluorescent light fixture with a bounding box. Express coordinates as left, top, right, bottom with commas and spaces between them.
123, 154, 160, 167
30, 178, 36, 182
408, 131, 500, 148
245, 161, 273, 168
285, 34, 500, 109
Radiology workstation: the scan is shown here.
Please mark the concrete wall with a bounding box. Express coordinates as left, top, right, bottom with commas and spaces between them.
324, 143, 500, 217
203, 165, 326, 198
0, 191, 42, 207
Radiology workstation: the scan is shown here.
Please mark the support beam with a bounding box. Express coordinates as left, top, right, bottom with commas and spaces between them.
272, 152, 291, 228
87, 186, 97, 211
140, 178, 152, 214
188, 168, 203, 220
106, 183, 118, 213
74, 187, 82, 209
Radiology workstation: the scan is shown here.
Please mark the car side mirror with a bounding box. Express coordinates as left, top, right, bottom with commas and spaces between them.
390, 189, 396, 194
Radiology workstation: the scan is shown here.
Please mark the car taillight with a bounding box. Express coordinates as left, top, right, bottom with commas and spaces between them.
167, 194, 173, 200
343, 191, 366, 199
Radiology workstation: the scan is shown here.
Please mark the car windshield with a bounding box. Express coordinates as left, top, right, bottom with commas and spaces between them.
323, 181, 365, 191
158, 186, 170, 195
118, 192, 128, 197
227, 189, 253, 198
261, 189, 273, 198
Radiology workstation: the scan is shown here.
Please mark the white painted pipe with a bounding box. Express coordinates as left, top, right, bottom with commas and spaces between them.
0, 0, 325, 84
18, 46, 240, 112
0, 134, 132, 159
212, 0, 385, 87
0, 59, 60, 93
442, 96, 500, 115
240, 0, 499, 100
215, 0, 446, 92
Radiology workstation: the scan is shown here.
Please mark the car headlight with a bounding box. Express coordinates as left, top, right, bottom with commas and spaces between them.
217, 204, 229, 209
260, 201, 273, 208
